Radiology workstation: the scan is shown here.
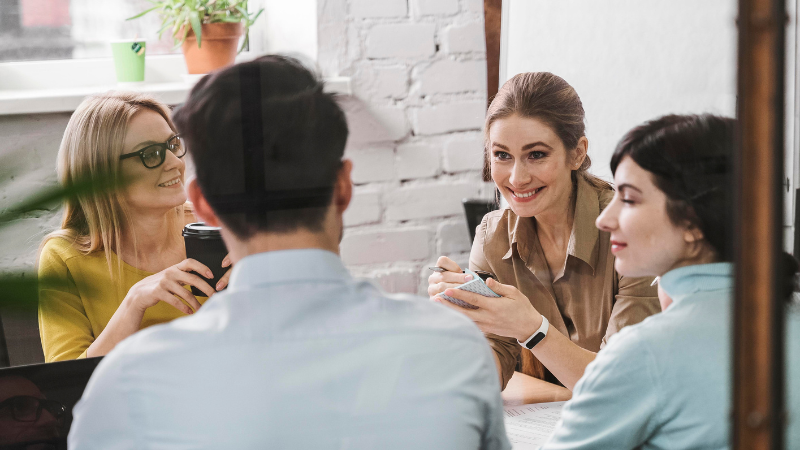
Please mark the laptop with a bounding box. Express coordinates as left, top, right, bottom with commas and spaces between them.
0, 357, 102, 450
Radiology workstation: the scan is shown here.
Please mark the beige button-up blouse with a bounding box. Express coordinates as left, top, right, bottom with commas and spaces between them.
469, 174, 660, 389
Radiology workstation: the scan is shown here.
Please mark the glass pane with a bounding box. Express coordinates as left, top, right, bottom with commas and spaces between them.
0, 0, 179, 63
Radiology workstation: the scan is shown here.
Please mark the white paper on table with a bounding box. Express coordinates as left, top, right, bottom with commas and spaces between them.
503, 401, 566, 450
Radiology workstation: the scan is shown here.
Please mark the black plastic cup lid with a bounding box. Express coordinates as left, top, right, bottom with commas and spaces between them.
182, 222, 222, 238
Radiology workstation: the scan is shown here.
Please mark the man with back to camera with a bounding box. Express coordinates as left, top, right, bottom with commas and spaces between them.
67, 55, 511, 449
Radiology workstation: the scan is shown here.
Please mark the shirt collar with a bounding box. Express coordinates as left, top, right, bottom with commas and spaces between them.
568, 175, 601, 271
502, 175, 602, 272
227, 248, 351, 291
659, 262, 734, 303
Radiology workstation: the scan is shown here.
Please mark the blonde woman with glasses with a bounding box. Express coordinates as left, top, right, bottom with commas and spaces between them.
38, 92, 230, 362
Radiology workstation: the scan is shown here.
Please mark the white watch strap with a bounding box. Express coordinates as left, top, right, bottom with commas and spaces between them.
518, 315, 549, 349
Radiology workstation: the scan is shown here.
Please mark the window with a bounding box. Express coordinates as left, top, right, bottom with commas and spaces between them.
0, 0, 180, 63
0, 0, 340, 116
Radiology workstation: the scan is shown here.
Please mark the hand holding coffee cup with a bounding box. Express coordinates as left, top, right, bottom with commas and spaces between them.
123, 258, 215, 315
217, 254, 233, 291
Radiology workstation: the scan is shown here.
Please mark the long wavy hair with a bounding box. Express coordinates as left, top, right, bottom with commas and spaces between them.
39, 92, 184, 279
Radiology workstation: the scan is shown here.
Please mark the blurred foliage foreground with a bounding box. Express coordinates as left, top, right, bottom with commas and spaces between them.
1, 175, 121, 313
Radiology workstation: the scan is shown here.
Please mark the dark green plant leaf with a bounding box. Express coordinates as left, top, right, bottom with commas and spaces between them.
0, 174, 123, 226
125, 5, 161, 21
127, 0, 263, 48
189, 11, 203, 47
0, 275, 39, 312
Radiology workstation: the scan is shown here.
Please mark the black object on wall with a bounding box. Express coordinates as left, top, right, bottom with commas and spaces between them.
463, 198, 499, 244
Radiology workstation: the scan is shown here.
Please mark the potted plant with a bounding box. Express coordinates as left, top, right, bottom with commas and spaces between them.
128, 0, 264, 74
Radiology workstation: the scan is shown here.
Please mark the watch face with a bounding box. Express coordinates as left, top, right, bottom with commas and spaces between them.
526, 332, 546, 349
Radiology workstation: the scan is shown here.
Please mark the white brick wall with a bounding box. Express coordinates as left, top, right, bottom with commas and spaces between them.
366, 24, 436, 59
385, 183, 481, 221
437, 219, 473, 255
443, 22, 486, 53
350, 0, 407, 18
341, 228, 431, 265
322, 0, 491, 295
396, 142, 440, 180
343, 190, 381, 226
443, 132, 484, 173
412, 101, 485, 135
413, 0, 460, 17
418, 59, 486, 95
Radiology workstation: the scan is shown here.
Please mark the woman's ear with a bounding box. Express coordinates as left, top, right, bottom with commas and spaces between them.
572, 137, 588, 169
683, 223, 705, 244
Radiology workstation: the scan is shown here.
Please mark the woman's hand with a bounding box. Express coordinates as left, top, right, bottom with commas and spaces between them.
87, 258, 217, 358
435, 277, 543, 342
216, 254, 233, 291
124, 258, 216, 315
427, 256, 475, 297
435, 277, 599, 390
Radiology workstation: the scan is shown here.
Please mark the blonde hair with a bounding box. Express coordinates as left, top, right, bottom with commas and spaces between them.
40, 91, 183, 279
485, 72, 610, 191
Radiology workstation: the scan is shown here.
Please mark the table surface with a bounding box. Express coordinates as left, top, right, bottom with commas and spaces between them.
501, 371, 572, 406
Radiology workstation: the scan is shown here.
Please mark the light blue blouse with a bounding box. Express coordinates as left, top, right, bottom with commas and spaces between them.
788, 301, 800, 448
543, 262, 733, 450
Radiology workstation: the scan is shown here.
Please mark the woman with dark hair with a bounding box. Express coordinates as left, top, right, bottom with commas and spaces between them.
428, 72, 659, 391
530, 113, 735, 448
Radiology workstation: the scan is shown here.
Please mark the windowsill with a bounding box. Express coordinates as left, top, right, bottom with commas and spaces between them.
0, 77, 352, 116
0, 54, 351, 116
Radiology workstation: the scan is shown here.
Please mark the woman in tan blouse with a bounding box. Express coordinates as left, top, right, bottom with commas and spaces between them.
428, 72, 660, 391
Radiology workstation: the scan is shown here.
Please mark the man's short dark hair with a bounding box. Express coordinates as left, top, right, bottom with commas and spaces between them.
174, 55, 349, 238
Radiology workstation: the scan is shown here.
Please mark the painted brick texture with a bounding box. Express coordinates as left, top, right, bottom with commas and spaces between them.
321, 0, 490, 295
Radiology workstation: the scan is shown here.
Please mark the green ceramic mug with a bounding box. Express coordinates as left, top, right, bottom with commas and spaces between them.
110, 40, 146, 83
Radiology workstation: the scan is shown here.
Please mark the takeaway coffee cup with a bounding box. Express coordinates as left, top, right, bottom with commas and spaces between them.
183, 222, 227, 296
110, 39, 146, 85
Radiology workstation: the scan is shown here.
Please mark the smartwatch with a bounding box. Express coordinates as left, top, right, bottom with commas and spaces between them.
518, 315, 549, 350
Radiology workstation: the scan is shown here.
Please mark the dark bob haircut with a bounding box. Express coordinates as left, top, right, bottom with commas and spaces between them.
610, 114, 735, 261
174, 55, 348, 238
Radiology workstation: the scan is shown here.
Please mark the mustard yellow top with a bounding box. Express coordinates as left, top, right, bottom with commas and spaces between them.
37, 237, 206, 362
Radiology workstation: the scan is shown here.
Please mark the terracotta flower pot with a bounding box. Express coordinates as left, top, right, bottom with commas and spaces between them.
181, 22, 244, 74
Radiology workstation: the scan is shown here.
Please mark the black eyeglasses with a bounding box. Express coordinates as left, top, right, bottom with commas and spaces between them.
119, 134, 186, 169
0, 395, 66, 425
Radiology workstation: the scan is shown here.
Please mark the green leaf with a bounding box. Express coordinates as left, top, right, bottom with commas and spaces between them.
126, 5, 161, 21
189, 11, 203, 47
247, 8, 263, 26
0, 275, 39, 313
0, 174, 123, 226
180, 20, 191, 45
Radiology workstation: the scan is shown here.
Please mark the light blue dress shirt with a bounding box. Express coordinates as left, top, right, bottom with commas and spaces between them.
68, 249, 511, 450
543, 262, 733, 450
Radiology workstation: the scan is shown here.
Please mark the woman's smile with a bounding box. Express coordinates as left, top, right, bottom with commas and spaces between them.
609, 239, 627, 254
509, 186, 546, 202
158, 177, 182, 188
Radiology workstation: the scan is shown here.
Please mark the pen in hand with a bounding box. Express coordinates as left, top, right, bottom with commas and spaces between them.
428, 266, 461, 273
429, 266, 497, 282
